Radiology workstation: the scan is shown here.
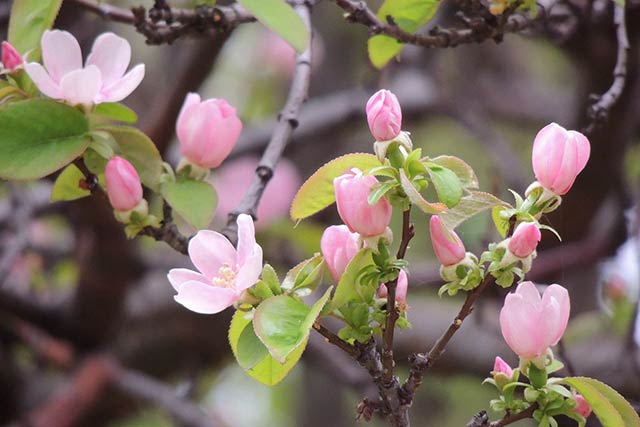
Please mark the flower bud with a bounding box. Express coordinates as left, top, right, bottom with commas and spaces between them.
378, 270, 408, 303
492, 356, 514, 378
105, 156, 143, 211
176, 93, 242, 169
429, 216, 466, 266
532, 123, 590, 195
574, 394, 592, 418
366, 89, 402, 141
1, 41, 22, 72
499, 282, 570, 360
508, 222, 541, 258
321, 225, 361, 283
334, 168, 392, 237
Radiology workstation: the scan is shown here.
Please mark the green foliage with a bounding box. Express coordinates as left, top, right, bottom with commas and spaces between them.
92, 103, 138, 124
329, 248, 374, 310
161, 178, 217, 230
439, 191, 509, 230
425, 162, 463, 208
399, 168, 447, 214
281, 253, 324, 293
236, 321, 269, 369
0, 100, 90, 180
237, 0, 309, 53
429, 155, 479, 189
367, 0, 441, 68
290, 153, 380, 221
565, 377, 640, 427
50, 164, 90, 202
8, 0, 62, 61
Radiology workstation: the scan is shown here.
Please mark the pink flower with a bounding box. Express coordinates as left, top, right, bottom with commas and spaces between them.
378, 270, 408, 303
334, 168, 392, 237
574, 394, 592, 418
24, 30, 144, 105
1, 41, 23, 71
500, 282, 570, 359
321, 225, 361, 283
429, 216, 466, 266
213, 156, 301, 228
167, 214, 263, 314
105, 156, 143, 211
508, 222, 541, 258
492, 356, 514, 378
532, 123, 590, 195
176, 93, 243, 169
366, 89, 402, 141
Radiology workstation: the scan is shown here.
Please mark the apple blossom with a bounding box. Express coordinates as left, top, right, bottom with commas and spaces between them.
25, 30, 144, 105
499, 281, 570, 360
1, 41, 22, 72
508, 222, 541, 258
334, 168, 392, 237
167, 214, 263, 314
105, 156, 143, 212
429, 215, 466, 266
532, 123, 590, 195
366, 89, 402, 141
176, 93, 243, 170
378, 270, 409, 303
320, 224, 361, 283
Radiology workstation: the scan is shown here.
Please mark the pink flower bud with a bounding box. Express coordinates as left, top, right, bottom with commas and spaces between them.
574, 394, 592, 418
499, 282, 570, 359
366, 89, 402, 141
429, 216, 466, 266
492, 356, 514, 378
378, 270, 408, 303
508, 222, 541, 258
176, 93, 243, 169
532, 123, 590, 195
2, 41, 23, 71
105, 156, 143, 211
321, 225, 361, 283
333, 168, 392, 237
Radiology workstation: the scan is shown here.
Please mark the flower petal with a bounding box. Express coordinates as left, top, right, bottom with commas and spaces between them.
188, 230, 236, 280
86, 32, 131, 86
99, 64, 145, 103
236, 214, 258, 266
59, 65, 102, 105
41, 30, 82, 83
542, 284, 570, 345
234, 245, 263, 292
167, 268, 208, 292
174, 280, 238, 314
24, 62, 62, 99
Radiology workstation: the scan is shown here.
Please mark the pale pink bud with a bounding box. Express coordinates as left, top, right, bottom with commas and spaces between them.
2, 41, 23, 71
333, 168, 392, 237
492, 356, 514, 378
320, 225, 360, 283
105, 156, 143, 211
508, 222, 541, 258
176, 93, 242, 169
574, 394, 592, 418
532, 123, 590, 195
429, 216, 466, 266
378, 270, 408, 303
499, 282, 570, 359
366, 89, 402, 141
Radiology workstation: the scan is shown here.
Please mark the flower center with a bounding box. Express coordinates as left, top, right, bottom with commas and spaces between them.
212, 263, 238, 288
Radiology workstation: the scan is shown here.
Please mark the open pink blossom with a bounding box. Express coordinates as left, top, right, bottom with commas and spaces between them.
25, 30, 144, 105
500, 282, 570, 359
321, 225, 361, 283
167, 214, 263, 314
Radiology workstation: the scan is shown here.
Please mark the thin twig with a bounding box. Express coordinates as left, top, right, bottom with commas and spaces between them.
313, 321, 360, 358
465, 405, 538, 427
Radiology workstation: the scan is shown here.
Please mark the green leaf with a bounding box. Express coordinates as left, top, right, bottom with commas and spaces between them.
565, 377, 640, 427
330, 249, 374, 310
492, 206, 510, 237
439, 191, 510, 230
8, 0, 62, 61
425, 163, 463, 208
236, 320, 269, 370
429, 155, 479, 189
399, 168, 447, 214
50, 164, 90, 202
281, 253, 324, 292
229, 310, 304, 386
290, 153, 381, 221
162, 178, 217, 230
253, 288, 331, 364
237, 0, 309, 53
92, 103, 138, 124
99, 126, 163, 191
0, 100, 90, 180
367, 0, 441, 68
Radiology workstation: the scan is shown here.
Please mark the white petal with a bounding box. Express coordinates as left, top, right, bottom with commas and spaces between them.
41, 30, 82, 83
99, 64, 144, 103
59, 65, 102, 105
235, 245, 263, 292
167, 268, 208, 292
86, 32, 131, 86
188, 230, 236, 280
174, 280, 238, 314
236, 213, 258, 266
24, 62, 62, 99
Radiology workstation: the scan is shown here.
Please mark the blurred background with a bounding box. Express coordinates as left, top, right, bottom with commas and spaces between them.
0, 0, 639, 426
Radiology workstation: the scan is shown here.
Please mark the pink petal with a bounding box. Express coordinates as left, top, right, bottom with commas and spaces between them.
176, 93, 202, 131
198, 115, 242, 168
500, 292, 543, 358
24, 62, 62, 99
86, 32, 131, 86
41, 30, 82, 83
167, 268, 208, 292
234, 249, 263, 292
515, 281, 542, 303
550, 135, 579, 194
59, 65, 102, 105
542, 284, 570, 345
188, 230, 237, 280
174, 280, 238, 314
532, 123, 566, 188
568, 130, 591, 173
99, 64, 144, 103
236, 214, 258, 266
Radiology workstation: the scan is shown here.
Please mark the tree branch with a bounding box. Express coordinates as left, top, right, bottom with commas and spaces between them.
465, 404, 538, 427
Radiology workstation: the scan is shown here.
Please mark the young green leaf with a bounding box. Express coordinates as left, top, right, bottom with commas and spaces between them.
92, 103, 138, 124
236, 321, 269, 370
0, 100, 90, 180
162, 178, 217, 230
439, 191, 510, 230
429, 155, 479, 189
50, 164, 91, 202
425, 163, 463, 208
290, 153, 380, 221
281, 253, 324, 292
398, 168, 447, 214
8, 0, 63, 61
330, 249, 374, 310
